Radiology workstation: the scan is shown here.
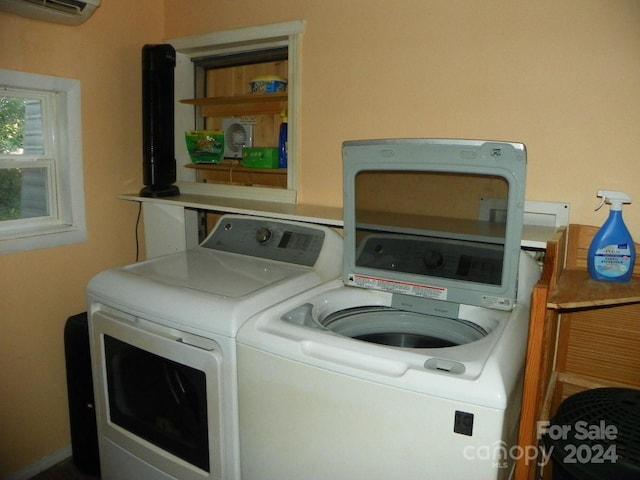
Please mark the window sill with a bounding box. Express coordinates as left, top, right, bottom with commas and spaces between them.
0, 223, 87, 254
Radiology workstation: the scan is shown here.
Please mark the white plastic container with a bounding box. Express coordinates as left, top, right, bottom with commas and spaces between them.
249, 75, 287, 94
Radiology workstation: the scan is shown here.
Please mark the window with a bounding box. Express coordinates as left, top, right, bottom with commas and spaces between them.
0, 70, 86, 254
170, 21, 303, 203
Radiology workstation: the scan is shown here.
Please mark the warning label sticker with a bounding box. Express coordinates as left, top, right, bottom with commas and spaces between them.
347, 274, 448, 301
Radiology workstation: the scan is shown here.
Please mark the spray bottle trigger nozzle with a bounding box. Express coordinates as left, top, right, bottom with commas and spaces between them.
595, 190, 632, 212
595, 197, 606, 211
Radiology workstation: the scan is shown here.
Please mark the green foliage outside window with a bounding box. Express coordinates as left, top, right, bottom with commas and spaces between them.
0, 96, 25, 220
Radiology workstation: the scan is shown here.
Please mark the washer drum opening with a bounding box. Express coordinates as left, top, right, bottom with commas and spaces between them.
320, 306, 487, 348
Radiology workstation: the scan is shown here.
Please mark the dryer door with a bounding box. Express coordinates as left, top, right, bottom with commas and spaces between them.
104, 335, 209, 470
90, 309, 224, 480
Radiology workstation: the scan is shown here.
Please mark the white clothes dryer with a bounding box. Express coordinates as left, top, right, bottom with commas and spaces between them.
87, 214, 343, 480
236, 139, 541, 480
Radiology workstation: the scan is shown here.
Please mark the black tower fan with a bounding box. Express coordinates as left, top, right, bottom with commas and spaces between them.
140, 44, 180, 197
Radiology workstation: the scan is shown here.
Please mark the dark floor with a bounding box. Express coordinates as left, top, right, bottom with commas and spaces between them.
28, 458, 99, 480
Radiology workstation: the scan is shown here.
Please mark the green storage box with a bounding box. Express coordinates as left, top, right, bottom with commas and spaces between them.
242, 147, 279, 169
185, 130, 224, 164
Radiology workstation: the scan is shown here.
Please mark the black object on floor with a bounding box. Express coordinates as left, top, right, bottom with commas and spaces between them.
545, 387, 640, 480
64, 312, 100, 476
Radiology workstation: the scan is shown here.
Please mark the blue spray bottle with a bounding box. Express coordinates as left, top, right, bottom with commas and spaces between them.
588, 190, 636, 283
278, 109, 288, 169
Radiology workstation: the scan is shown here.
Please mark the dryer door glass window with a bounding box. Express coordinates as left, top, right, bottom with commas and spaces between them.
103, 335, 210, 472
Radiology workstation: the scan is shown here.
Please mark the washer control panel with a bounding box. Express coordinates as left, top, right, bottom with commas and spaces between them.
356, 234, 503, 286
200, 216, 327, 267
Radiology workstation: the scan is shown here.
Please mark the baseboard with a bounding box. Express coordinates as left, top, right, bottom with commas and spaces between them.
6, 445, 72, 480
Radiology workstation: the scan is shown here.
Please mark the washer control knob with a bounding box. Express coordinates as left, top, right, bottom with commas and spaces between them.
423, 249, 445, 271
255, 227, 273, 244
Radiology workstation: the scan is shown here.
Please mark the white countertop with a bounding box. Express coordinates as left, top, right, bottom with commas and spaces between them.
120, 182, 562, 250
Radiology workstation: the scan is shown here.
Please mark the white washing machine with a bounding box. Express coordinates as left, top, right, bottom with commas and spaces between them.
87, 214, 343, 480
236, 139, 541, 480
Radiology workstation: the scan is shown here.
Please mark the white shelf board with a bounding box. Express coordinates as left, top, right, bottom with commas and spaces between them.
121, 193, 562, 251
119, 185, 342, 227
521, 225, 561, 250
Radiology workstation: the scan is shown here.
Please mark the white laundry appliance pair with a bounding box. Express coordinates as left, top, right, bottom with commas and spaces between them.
87, 138, 539, 480
236, 139, 541, 480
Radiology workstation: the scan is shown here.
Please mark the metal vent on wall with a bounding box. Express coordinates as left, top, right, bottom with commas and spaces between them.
26, 0, 88, 13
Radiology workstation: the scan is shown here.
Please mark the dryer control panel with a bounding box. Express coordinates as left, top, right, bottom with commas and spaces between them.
200, 216, 327, 267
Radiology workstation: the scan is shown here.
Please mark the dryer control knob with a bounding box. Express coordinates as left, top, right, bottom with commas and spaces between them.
255, 227, 273, 244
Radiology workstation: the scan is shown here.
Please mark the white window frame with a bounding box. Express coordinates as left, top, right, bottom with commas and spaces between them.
169, 20, 303, 204
0, 69, 86, 254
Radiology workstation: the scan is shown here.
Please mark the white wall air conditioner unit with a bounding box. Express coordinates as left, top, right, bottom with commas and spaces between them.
0, 0, 101, 25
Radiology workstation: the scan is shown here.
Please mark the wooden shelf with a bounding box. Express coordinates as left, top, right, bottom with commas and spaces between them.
186, 162, 287, 189
516, 224, 640, 480
547, 224, 640, 310
185, 162, 285, 175
180, 93, 287, 117
547, 268, 640, 309
540, 371, 639, 425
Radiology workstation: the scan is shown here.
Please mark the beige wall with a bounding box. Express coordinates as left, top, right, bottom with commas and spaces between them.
166, 0, 640, 238
0, 1, 162, 476
2, 0, 640, 476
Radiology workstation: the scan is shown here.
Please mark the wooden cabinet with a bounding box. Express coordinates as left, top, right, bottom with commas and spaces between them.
516, 224, 640, 480
180, 60, 289, 188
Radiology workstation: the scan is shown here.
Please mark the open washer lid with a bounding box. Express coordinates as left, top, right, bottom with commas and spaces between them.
342, 139, 527, 312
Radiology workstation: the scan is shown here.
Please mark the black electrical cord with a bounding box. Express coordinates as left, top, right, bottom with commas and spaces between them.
135, 201, 142, 262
